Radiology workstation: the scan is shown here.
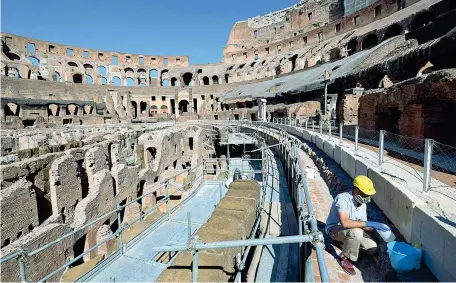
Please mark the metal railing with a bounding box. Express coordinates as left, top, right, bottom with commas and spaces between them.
267, 118, 456, 223
148, 122, 330, 282
0, 160, 207, 282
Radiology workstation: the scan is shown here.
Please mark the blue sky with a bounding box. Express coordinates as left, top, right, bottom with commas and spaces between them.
1, 0, 297, 64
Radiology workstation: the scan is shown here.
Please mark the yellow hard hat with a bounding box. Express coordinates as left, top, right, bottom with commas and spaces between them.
353, 175, 376, 196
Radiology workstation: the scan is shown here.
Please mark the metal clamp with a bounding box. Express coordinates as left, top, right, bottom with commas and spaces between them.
302, 213, 316, 223
310, 231, 325, 247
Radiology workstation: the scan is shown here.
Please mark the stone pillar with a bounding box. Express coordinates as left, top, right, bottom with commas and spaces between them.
188, 88, 193, 113
258, 99, 267, 122
96, 225, 113, 258
174, 88, 179, 118
122, 202, 141, 225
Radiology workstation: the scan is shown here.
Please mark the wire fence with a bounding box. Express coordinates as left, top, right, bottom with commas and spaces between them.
430, 142, 456, 189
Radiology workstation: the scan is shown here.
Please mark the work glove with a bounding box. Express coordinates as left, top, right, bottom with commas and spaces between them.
366, 221, 390, 232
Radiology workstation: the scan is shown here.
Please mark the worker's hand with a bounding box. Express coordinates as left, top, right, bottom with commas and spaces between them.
366, 221, 390, 232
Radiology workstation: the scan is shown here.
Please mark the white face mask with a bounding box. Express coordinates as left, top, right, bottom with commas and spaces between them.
354, 194, 371, 205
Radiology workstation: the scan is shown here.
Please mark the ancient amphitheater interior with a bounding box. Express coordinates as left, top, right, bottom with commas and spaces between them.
1, 0, 456, 282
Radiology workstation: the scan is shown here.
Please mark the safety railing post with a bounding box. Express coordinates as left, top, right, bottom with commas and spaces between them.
18, 247, 27, 283
305, 120, 308, 130
423, 139, 433, 193
192, 235, 200, 283
116, 200, 124, 254
379, 130, 385, 166
355, 125, 359, 152
339, 122, 343, 145
188, 212, 192, 246
312, 120, 314, 132
202, 159, 206, 181
319, 122, 322, 134
165, 181, 170, 217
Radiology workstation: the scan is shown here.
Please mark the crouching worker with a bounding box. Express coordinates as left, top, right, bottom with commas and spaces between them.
325, 175, 390, 275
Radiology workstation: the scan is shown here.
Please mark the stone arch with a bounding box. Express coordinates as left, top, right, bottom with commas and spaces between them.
73, 73, 83, 83
212, 75, 219, 84
54, 71, 61, 82
161, 70, 169, 87
178, 100, 189, 113
126, 77, 135, 86
150, 69, 158, 78
146, 147, 157, 169
5, 52, 20, 61
86, 75, 93, 84
347, 38, 358, 56
383, 24, 403, 41
171, 77, 178, 86
183, 72, 193, 86
68, 61, 78, 67
125, 67, 134, 74
361, 33, 378, 50
66, 104, 78, 115
140, 101, 147, 116
410, 11, 436, 31
83, 105, 93, 114
4, 103, 20, 117
150, 105, 158, 117
48, 104, 60, 117
202, 76, 210, 85
101, 77, 107, 85
112, 76, 121, 86
160, 105, 168, 114
83, 64, 93, 71
28, 56, 39, 67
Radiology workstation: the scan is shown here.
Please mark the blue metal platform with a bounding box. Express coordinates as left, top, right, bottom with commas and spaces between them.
80, 181, 227, 282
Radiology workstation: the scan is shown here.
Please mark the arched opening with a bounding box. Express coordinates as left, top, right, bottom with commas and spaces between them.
125, 67, 134, 75
275, 65, 282, 76
146, 147, 157, 168
83, 105, 93, 114
203, 76, 210, 85
66, 104, 78, 115
4, 103, 20, 117
161, 70, 169, 87
383, 24, 403, 41
6, 52, 20, 61
112, 76, 121, 86
54, 71, 61, 82
362, 34, 378, 50
140, 101, 147, 115
131, 101, 138, 118
86, 75, 93, 84
150, 105, 158, 117
183, 72, 193, 86
68, 62, 78, 67
225, 74, 229, 83
236, 102, 244, 109
48, 104, 60, 117
83, 64, 93, 70
410, 11, 436, 31
171, 77, 178, 86
160, 105, 168, 114
101, 77, 107, 85
73, 74, 83, 83
150, 69, 158, 78
289, 54, 298, 71
178, 100, 189, 114
98, 66, 106, 76
212, 76, 219, 84
347, 38, 358, 56
126, 77, 135, 86
28, 56, 39, 67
